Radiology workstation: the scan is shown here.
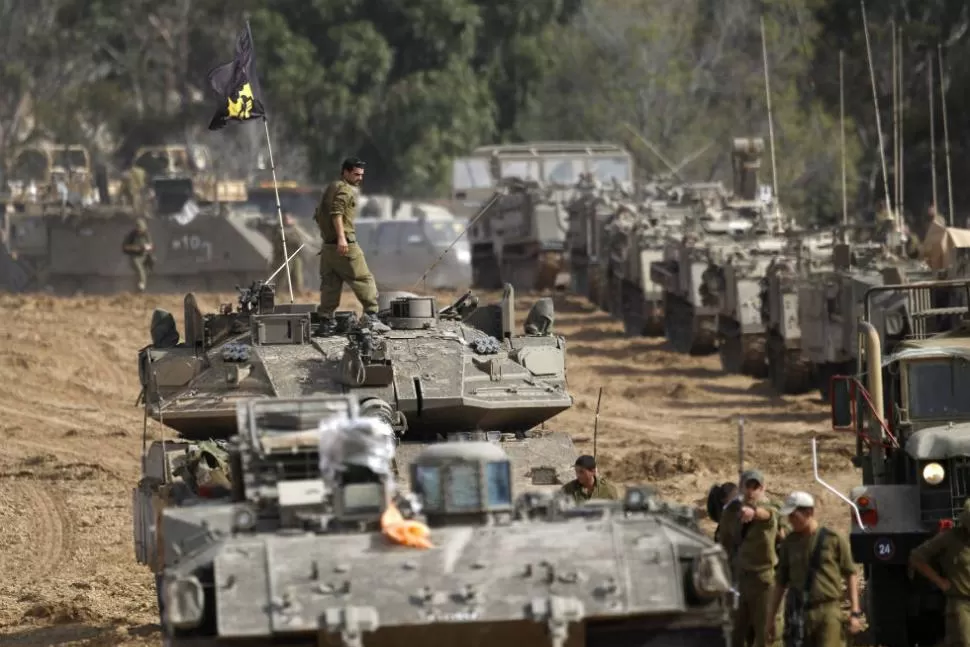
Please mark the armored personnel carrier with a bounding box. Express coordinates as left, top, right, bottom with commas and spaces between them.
799, 238, 939, 399
565, 177, 619, 302
759, 231, 835, 393
828, 279, 970, 647
1, 143, 264, 294
151, 393, 734, 647
138, 281, 576, 474
462, 142, 634, 291
649, 138, 765, 355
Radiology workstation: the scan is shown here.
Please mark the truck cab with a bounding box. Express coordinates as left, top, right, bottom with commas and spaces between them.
830, 279, 970, 647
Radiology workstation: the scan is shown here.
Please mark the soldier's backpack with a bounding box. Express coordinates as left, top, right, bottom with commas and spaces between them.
783, 527, 830, 647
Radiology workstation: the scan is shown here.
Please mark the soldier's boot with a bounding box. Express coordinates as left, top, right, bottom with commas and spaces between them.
360, 312, 390, 333
314, 317, 337, 336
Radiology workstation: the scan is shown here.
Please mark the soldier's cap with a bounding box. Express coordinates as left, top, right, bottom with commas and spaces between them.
779, 490, 815, 515
575, 455, 596, 471
741, 469, 764, 486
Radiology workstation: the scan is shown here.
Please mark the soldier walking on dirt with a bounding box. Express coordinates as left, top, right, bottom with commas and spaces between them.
121, 218, 154, 292
271, 213, 305, 293
765, 491, 863, 647
560, 455, 619, 503
314, 157, 381, 335
909, 499, 970, 646
718, 470, 786, 647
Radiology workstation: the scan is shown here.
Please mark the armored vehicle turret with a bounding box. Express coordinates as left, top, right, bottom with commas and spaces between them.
152, 394, 734, 647
828, 279, 970, 647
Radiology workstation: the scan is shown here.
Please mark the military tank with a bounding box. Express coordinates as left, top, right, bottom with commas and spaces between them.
153, 394, 734, 647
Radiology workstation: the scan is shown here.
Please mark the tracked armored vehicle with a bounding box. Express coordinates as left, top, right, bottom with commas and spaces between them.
799, 239, 939, 398
152, 394, 733, 647
702, 202, 788, 377
759, 231, 835, 393
829, 279, 970, 647
649, 138, 765, 355
462, 142, 634, 291
565, 177, 622, 303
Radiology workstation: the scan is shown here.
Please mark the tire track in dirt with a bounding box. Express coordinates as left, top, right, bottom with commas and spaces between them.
0, 479, 75, 589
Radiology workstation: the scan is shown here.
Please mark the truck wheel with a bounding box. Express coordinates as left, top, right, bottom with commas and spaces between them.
866, 563, 942, 647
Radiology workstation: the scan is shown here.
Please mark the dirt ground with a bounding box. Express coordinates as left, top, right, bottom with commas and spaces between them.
0, 288, 860, 646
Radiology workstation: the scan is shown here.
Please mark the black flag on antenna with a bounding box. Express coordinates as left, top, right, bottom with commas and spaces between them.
206, 25, 266, 130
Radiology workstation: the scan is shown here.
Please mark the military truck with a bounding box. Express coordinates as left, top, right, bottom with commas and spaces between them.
829, 278, 970, 647
149, 393, 734, 647
461, 142, 634, 291
759, 231, 835, 393
649, 138, 767, 355
2, 143, 101, 207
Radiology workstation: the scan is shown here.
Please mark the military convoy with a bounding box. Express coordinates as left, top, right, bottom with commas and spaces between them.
829, 279, 970, 647
458, 142, 635, 291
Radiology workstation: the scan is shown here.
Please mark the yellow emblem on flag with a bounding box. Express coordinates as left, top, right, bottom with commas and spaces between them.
227, 83, 256, 120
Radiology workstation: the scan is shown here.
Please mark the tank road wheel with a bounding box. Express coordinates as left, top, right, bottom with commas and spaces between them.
669, 302, 717, 356
767, 336, 813, 394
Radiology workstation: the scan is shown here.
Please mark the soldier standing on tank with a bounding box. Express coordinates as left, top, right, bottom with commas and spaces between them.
718, 470, 785, 647
122, 218, 154, 292
765, 491, 863, 647
560, 455, 619, 503
909, 499, 970, 646
314, 157, 381, 334
272, 213, 305, 293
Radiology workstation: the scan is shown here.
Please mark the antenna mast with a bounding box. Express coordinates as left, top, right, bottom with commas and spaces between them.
938, 44, 954, 225
898, 26, 905, 215
928, 50, 938, 211
891, 20, 899, 214
760, 16, 782, 226
840, 50, 848, 226
860, 1, 892, 215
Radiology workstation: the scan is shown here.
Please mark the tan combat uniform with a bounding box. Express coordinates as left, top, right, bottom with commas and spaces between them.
560, 477, 619, 503
314, 179, 379, 317
776, 527, 857, 647
911, 523, 970, 646
720, 500, 785, 647
271, 223, 305, 293
121, 167, 147, 212
122, 219, 153, 292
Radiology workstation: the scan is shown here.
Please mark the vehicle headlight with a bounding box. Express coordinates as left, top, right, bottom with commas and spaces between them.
923, 462, 946, 486
689, 548, 732, 601
454, 248, 471, 264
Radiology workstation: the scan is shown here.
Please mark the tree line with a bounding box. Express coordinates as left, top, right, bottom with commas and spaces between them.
1, 0, 967, 226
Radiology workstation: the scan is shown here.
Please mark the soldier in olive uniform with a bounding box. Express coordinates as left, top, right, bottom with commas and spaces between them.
122, 218, 154, 292
271, 213, 305, 293
314, 157, 380, 334
718, 470, 785, 647
909, 499, 970, 646
560, 455, 619, 503
766, 491, 863, 647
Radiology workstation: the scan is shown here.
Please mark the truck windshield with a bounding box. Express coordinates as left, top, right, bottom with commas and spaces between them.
908, 358, 970, 419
